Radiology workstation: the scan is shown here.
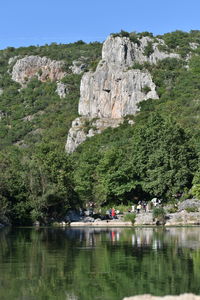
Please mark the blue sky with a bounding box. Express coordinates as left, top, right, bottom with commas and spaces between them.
0, 0, 200, 49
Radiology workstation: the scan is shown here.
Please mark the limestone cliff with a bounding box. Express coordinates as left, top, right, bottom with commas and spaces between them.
102, 36, 179, 66
66, 35, 180, 153
11, 55, 66, 86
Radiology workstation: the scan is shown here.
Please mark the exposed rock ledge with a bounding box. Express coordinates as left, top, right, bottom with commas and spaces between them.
123, 294, 200, 300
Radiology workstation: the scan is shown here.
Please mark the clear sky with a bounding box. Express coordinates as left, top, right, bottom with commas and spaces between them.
0, 0, 200, 49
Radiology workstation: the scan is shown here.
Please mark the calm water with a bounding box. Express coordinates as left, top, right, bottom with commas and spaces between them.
1, 227, 200, 300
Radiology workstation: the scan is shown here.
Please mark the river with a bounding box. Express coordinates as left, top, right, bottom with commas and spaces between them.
0, 227, 200, 300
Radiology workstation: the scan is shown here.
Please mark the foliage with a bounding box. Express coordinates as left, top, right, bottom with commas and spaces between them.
123, 213, 136, 224
2, 228, 200, 299
167, 206, 178, 214
131, 114, 197, 199
153, 207, 166, 222
88, 58, 101, 72
157, 30, 200, 57
143, 41, 154, 57
185, 206, 199, 213
141, 85, 151, 94
111, 30, 130, 38
1, 30, 200, 224
111, 30, 140, 45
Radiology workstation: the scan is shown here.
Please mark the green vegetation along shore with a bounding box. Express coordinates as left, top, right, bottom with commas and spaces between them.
1, 30, 200, 225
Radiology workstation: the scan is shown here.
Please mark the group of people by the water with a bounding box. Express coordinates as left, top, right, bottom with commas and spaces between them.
131, 201, 148, 214
83, 197, 162, 219
106, 208, 119, 219
131, 198, 162, 214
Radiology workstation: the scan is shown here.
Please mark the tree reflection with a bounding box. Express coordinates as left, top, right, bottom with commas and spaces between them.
0, 227, 200, 300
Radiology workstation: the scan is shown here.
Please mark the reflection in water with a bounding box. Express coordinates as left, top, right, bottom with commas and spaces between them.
1, 227, 200, 300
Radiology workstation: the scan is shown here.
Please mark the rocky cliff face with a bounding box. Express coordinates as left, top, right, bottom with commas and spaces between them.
79, 68, 158, 118
11, 55, 66, 86
66, 35, 180, 153
102, 36, 179, 66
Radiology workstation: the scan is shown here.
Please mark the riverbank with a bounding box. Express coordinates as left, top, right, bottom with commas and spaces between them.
69, 219, 133, 227
69, 210, 200, 227
67, 199, 200, 227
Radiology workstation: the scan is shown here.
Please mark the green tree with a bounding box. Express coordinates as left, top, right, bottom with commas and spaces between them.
131, 114, 197, 199
94, 147, 138, 205
26, 145, 78, 223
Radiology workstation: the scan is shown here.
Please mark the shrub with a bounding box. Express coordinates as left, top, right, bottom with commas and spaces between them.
128, 63, 144, 70
129, 32, 141, 46
167, 206, 178, 213
143, 42, 154, 57
141, 85, 151, 94
185, 206, 199, 213
119, 30, 130, 38
139, 32, 154, 38
89, 58, 100, 72
111, 30, 140, 46
153, 207, 166, 223
115, 205, 131, 213
123, 213, 136, 224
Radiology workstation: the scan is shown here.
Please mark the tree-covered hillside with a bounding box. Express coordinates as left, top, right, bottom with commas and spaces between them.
1, 31, 200, 225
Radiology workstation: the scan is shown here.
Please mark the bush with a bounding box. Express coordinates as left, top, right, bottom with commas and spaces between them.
123, 213, 136, 224
141, 85, 151, 94
185, 206, 199, 213
89, 58, 100, 72
167, 206, 178, 213
143, 42, 154, 57
153, 207, 166, 223
111, 30, 140, 46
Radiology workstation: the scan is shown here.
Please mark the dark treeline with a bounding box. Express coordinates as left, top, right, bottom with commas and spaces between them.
1, 31, 200, 225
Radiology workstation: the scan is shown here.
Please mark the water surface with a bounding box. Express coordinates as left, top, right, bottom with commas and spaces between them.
1, 227, 200, 300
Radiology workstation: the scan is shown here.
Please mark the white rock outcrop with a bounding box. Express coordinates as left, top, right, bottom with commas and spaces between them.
0, 110, 6, 120
69, 58, 87, 74
56, 82, 69, 98
66, 35, 180, 153
11, 55, 66, 86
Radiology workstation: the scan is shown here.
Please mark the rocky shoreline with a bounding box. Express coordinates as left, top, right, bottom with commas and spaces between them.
66, 199, 200, 227
68, 210, 200, 227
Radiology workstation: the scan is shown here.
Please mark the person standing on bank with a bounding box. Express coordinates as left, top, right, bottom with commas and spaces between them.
111, 208, 116, 219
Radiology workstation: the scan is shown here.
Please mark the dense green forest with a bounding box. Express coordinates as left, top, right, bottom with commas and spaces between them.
1, 30, 200, 225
